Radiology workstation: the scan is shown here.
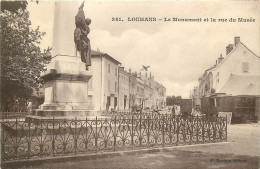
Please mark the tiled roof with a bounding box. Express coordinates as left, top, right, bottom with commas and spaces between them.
91, 50, 121, 64
91, 50, 106, 56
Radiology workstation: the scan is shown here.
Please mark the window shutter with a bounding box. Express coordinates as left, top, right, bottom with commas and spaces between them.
242, 62, 249, 72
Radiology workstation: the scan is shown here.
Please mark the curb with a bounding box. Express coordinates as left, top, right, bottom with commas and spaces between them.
2, 142, 230, 167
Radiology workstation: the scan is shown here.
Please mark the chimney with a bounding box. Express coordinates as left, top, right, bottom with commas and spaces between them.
226, 44, 233, 55
119, 67, 124, 71
234, 37, 240, 46
129, 69, 131, 74
218, 54, 224, 64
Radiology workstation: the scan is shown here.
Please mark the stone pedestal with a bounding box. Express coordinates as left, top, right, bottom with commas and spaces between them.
40, 55, 92, 110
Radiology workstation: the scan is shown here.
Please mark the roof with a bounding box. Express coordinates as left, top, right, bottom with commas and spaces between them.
219, 74, 260, 96
198, 66, 215, 80
91, 50, 121, 65
212, 42, 260, 71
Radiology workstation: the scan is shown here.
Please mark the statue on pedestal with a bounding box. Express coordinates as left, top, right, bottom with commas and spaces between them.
74, 2, 91, 70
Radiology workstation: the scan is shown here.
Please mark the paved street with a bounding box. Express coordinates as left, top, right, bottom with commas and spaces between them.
8, 123, 258, 169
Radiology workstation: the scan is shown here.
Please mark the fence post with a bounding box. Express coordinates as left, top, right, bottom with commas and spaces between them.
226, 115, 228, 142
196, 116, 199, 144
162, 115, 165, 147
169, 114, 172, 145
85, 117, 88, 151
114, 116, 117, 151
1, 121, 4, 160
139, 115, 142, 147
202, 116, 205, 144
147, 115, 150, 147
62, 118, 66, 153
176, 116, 179, 146
213, 117, 216, 143
28, 117, 31, 159
75, 116, 77, 155
52, 116, 55, 157
190, 116, 193, 145
131, 115, 134, 150
183, 117, 186, 144
15, 118, 18, 158
95, 116, 98, 152
40, 119, 43, 156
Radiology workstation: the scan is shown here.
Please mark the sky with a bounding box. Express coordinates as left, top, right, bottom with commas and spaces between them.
27, 1, 260, 97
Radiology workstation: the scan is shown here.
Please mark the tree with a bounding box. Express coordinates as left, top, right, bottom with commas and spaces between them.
0, 8, 51, 111
1, 1, 28, 13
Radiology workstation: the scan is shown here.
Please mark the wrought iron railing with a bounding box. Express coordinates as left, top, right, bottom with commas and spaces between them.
1, 115, 227, 162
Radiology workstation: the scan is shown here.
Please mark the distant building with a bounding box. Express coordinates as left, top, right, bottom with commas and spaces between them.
90, 50, 167, 112
140, 72, 153, 109
136, 75, 145, 106
118, 67, 129, 110
154, 81, 166, 109
139, 72, 166, 110
129, 70, 137, 109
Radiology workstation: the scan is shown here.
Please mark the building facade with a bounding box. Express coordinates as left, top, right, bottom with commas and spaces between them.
192, 37, 260, 104
91, 51, 167, 112
118, 67, 130, 110
91, 51, 121, 111
139, 72, 166, 110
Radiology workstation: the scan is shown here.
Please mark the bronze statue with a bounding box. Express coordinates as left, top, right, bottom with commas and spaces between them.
74, 2, 91, 70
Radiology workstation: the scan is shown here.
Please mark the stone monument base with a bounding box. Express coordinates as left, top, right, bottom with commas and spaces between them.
27, 110, 105, 125
32, 109, 102, 117
37, 55, 94, 117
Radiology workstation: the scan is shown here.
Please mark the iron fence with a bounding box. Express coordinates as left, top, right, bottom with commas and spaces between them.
1, 115, 227, 162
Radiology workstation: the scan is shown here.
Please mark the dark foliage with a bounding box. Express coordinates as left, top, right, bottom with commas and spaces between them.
1, 8, 51, 111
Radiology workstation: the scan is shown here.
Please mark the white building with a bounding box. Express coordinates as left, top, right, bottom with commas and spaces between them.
211, 37, 260, 94
196, 37, 260, 99
91, 50, 121, 111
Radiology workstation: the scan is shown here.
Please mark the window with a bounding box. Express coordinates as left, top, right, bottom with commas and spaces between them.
108, 80, 110, 91
108, 64, 110, 73
114, 97, 117, 108
115, 81, 117, 92
242, 62, 249, 72
115, 68, 117, 76
217, 72, 219, 83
